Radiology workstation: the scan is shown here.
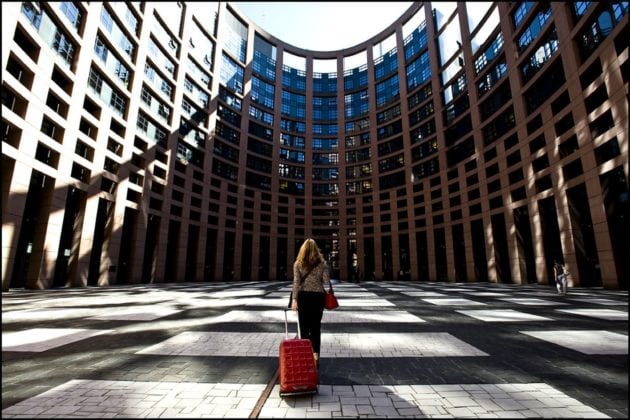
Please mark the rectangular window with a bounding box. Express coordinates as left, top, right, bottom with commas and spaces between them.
594, 137, 620, 165
520, 28, 559, 84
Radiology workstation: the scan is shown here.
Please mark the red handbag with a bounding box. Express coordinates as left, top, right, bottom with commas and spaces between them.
324, 282, 339, 310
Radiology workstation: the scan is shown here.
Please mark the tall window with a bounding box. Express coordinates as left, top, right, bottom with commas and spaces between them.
223, 9, 247, 62
219, 53, 244, 94
59, 2, 82, 30
375, 75, 400, 108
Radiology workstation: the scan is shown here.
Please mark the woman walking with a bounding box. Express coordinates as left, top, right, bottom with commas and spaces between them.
553, 260, 568, 296
290, 238, 331, 368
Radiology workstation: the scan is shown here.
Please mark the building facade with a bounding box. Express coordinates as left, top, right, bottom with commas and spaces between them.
2, 2, 628, 290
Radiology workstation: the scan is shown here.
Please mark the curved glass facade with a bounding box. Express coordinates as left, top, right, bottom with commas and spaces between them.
1, 2, 628, 290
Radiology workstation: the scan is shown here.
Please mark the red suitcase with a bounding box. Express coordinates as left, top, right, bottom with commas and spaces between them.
279, 309, 318, 397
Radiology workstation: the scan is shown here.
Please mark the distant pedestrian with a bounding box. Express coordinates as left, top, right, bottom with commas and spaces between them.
553, 260, 568, 295
290, 238, 331, 368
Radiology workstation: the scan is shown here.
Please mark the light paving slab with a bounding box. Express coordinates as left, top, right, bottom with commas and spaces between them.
2, 307, 105, 323
2, 328, 112, 352
137, 331, 285, 357
181, 297, 267, 308
27, 294, 172, 308
206, 289, 268, 298
520, 330, 628, 354
463, 292, 508, 297
259, 383, 607, 419
1, 380, 265, 419
238, 297, 396, 308
201, 310, 425, 324
555, 308, 628, 321
422, 298, 487, 306
320, 332, 488, 357
136, 331, 487, 357
499, 298, 569, 306
1, 296, 46, 305
565, 298, 628, 306
455, 309, 552, 322
90, 306, 181, 321
402, 291, 448, 297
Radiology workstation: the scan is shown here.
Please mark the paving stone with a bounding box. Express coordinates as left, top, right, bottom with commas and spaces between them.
2, 281, 627, 418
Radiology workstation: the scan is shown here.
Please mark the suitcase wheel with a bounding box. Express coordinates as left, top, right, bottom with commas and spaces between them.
279, 386, 318, 398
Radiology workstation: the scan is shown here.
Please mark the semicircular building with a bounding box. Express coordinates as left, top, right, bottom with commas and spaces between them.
1, 2, 628, 290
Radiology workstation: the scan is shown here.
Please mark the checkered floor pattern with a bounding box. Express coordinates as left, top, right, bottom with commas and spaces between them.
2, 281, 627, 418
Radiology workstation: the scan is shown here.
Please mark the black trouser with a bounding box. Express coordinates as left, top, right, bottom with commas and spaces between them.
297, 291, 325, 354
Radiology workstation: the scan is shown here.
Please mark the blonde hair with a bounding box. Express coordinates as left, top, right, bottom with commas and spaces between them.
296, 238, 324, 270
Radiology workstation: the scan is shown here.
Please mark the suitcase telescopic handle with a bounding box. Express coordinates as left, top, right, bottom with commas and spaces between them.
284, 308, 300, 339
